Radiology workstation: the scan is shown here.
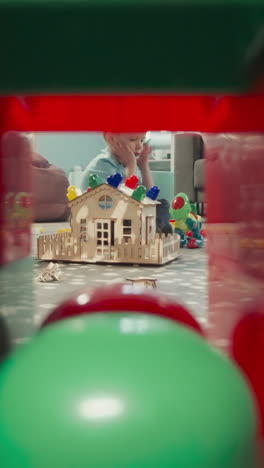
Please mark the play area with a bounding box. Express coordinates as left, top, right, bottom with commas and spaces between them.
1, 0, 264, 467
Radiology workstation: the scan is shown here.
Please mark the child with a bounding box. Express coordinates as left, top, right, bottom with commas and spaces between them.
81, 132, 172, 234
81, 132, 153, 191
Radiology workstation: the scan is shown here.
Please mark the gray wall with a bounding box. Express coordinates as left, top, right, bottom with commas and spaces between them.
36, 132, 105, 174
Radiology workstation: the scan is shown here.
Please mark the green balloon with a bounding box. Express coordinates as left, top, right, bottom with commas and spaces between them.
0, 314, 257, 468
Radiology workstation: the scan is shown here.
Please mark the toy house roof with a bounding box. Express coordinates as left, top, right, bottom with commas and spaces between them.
67, 183, 160, 209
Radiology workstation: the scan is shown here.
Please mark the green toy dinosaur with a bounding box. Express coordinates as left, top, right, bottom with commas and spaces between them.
170, 192, 204, 248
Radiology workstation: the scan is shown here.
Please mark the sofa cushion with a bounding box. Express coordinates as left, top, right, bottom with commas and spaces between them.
194, 159, 205, 190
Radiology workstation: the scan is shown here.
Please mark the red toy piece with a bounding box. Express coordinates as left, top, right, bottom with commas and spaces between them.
186, 231, 193, 238
171, 196, 185, 210
125, 175, 139, 189
187, 238, 199, 249
41, 283, 203, 335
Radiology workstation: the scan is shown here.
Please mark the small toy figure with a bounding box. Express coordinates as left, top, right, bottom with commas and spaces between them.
146, 185, 160, 201
125, 175, 139, 189
38, 262, 62, 282
170, 192, 204, 249
67, 186, 82, 201
132, 185, 147, 201
107, 173, 123, 188
88, 173, 104, 189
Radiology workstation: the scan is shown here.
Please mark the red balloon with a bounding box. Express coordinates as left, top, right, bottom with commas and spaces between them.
232, 304, 264, 437
41, 283, 203, 335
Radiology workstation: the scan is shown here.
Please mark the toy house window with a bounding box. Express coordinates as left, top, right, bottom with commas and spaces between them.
80, 219, 88, 241
98, 195, 112, 210
123, 219, 132, 243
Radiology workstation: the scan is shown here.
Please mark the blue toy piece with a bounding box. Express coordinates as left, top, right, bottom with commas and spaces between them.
146, 185, 160, 201
107, 173, 123, 188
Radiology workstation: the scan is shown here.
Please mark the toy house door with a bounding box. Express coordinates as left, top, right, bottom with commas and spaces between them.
95, 219, 115, 260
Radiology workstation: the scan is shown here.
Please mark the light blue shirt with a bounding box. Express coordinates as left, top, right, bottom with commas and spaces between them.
81, 149, 142, 191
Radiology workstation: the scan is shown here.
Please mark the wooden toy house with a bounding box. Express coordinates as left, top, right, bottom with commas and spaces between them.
37, 182, 180, 265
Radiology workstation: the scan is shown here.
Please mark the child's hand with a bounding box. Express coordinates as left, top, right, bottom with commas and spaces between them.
137, 143, 152, 169
111, 141, 136, 170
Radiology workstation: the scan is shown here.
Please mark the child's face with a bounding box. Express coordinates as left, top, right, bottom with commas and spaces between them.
109, 133, 146, 157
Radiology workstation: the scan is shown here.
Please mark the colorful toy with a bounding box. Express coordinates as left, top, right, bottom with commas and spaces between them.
131, 185, 147, 202
0, 313, 257, 468
107, 173, 123, 188
37, 174, 180, 265
146, 185, 160, 201
170, 192, 204, 248
66, 185, 82, 201
41, 283, 203, 335
88, 173, 104, 189
125, 175, 139, 189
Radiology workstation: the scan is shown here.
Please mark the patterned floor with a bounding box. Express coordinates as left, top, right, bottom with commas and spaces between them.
33, 223, 208, 330
0, 223, 208, 346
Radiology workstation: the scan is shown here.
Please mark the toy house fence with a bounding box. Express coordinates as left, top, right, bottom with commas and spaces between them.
38, 233, 180, 265
113, 234, 179, 264
37, 233, 79, 261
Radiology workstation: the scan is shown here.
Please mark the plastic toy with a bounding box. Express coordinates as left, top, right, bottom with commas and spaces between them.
66, 185, 82, 201
170, 192, 204, 248
40, 283, 203, 334
0, 313, 257, 468
131, 185, 147, 201
146, 185, 160, 200
107, 173, 123, 188
37, 174, 180, 265
89, 173, 104, 189
125, 175, 139, 189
